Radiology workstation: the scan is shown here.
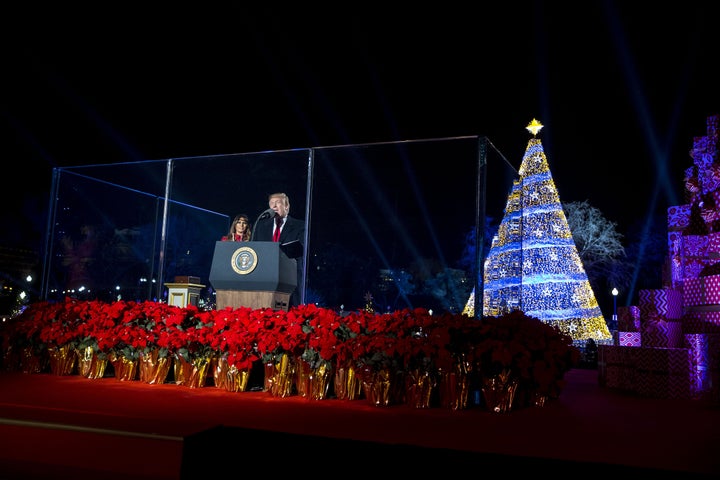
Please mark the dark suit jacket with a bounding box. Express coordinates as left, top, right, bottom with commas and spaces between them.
252, 215, 305, 306
252, 215, 305, 257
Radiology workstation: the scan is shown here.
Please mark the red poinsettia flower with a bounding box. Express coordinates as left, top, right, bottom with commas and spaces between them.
3, 297, 579, 405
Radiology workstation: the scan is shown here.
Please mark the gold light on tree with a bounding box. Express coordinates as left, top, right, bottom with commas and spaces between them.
468, 120, 611, 343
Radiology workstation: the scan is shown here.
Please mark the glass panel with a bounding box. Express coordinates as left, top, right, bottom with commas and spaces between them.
308, 138, 480, 313
42, 137, 517, 315
44, 165, 168, 302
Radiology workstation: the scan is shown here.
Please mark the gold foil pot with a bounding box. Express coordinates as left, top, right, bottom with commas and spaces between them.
269, 353, 295, 397
362, 368, 394, 407
110, 352, 138, 381
139, 349, 172, 384
295, 359, 332, 400
404, 368, 436, 408
481, 369, 518, 413
224, 365, 250, 392
213, 357, 229, 390
334, 362, 362, 401
48, 344, 76, 376
438, 359, 470, 410
174, 355, 211, 388
20, 346, 48, 374
76, 346, 107, 379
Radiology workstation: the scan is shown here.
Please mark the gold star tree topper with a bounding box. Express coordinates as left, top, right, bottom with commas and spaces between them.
526, 118, 543, 136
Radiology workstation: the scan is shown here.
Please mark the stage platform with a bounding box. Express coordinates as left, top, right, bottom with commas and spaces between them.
0, 368, 718, 479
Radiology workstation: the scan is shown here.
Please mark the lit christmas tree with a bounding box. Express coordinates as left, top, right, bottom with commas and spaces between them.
468, 119, 611, 344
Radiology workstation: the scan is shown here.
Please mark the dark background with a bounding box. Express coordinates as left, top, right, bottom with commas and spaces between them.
2, 2, 719, 252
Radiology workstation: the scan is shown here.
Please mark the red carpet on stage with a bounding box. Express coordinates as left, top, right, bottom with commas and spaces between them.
0, 368, 718, 479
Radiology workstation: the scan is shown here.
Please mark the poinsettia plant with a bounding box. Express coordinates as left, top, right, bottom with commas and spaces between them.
212, 306, 261, 370
2, 298, 580, 405
0, 300, 56, 355
253, 308, 294, 364
473, 310, 579, 399
296, 303, 341, 368
39, 298, 106, 356
350, 309, 405, 373
163, 305, 217, 363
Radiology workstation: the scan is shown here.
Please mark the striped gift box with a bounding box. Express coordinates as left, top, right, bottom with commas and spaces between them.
639, 288, 683, 320
633, 347, 692, 399
641, 321, 683, 348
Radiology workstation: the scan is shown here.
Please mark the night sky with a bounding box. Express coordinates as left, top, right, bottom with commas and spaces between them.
2, 2, 719, 251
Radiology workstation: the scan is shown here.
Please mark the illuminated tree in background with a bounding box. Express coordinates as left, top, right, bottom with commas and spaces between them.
477, 120, 611, 344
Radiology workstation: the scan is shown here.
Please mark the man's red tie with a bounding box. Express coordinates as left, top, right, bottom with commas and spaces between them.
273, 216, 282, 242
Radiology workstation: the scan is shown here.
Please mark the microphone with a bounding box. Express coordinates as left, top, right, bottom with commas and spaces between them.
250, 208, 275, 242
258, 208, 275, 219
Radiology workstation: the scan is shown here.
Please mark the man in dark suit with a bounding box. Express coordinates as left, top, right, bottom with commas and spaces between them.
251, 192, 305, 307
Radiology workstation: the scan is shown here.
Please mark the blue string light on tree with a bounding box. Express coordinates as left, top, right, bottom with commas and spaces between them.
476, 119, 611, 344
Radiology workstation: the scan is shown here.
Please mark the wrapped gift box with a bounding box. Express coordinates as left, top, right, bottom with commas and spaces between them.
638, 288, 683, 320
702, 274, 720, 303
708, 232, 720, 257
600, 346, 695, 399
618, 306, 641, 331
682, 310, 720, 334
641, 320, 683, 348
667, 232, 683, 271
668, 230, 682, 252
598, 345, 635, 390
666, 254, 683, 289
684, 333, 720, 399
633, 347, 692, 399
633, 346, 691, 372
617, 331, 641, 347
683, 277, 705, 306
683, 256, 710, 280
681, 274, 720, 306
634, 370, 691, 399
682, 234, 709, 257
667, 204, 691, 231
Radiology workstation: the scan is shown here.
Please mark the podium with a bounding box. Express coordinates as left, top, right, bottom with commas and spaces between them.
208, 241, 297, 311
165, 276, 205, 308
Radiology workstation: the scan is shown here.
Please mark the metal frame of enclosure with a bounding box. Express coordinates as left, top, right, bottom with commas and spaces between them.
40, 136, 515, 315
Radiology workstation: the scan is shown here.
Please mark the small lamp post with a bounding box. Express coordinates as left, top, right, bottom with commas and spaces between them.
611, 288, 619, 330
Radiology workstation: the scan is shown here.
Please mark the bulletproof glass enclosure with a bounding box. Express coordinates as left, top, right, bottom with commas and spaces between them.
40, 136, 516, 315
